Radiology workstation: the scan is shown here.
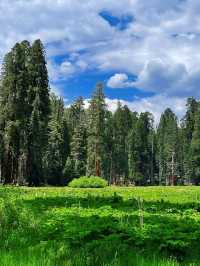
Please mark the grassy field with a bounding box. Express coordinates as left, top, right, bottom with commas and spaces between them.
0, 186, 200, 265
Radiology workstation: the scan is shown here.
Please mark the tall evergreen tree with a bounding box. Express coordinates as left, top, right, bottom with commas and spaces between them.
26, 39, 50, 185
128, 112, 153, 185
190, 107, 200, 184
0, 42, 30, 183
63, 97, 86, 181
181, 98, 200, 183
45, 94, 69, 185
86, 83, 106, 177
157, 108, 180, 185
112, 102, 133, 184
103, 110, 115, 184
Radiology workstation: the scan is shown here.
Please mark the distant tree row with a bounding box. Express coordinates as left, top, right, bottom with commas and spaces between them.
0, 40, 200, 186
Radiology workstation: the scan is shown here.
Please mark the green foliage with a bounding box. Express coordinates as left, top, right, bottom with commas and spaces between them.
129, 112, 153, 185
1, 186, 200, 265
112, 102, 133, 183
190, 107, 200, 184
86, 83, 107, 177
27, 39, 50, 185
44, 94, 69, 185
0, 246, 181, 266
68, 97, 87, 179
68, 176, 108, 188
157, 108, 180, 185
0, 39, 50, 185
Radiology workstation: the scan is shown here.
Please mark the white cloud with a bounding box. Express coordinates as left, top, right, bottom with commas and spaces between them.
60, 61, 75, 76
105, 95, 187, 125
134, 60, 188, 95
48, 57, 88, 82
107, 59, 200, 98
136, 60, 186, 89
50, 84, 63, 96
82, 95, 186, 125
107, 73, 134, 88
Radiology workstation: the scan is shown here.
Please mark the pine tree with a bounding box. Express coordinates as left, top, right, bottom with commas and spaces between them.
63, 97, 87, 181
86, 83, 106, 177
27, 39, 50, 185
27, 94, 42, 185
190, 107, 200, 184
0, 42, 30, 183
127, 112, 140, 184
70, 122, 87, 177
68, 97, 85, 132
0, 131, 3, 182
157, 108, 180, 185
103, 110, 115, 184
17, 41, 31, 184
181, 98, 200, 183
45, 94, 70, 185
112, 102, 133, 184
183, 98, 199, 143
128, 112, 153, 185
128, 125, 137, 183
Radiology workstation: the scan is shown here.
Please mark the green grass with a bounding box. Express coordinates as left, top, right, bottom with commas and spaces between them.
0, 248, 182, 266
1, 186, 200, 265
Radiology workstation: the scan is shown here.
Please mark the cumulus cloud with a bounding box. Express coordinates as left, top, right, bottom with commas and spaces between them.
135, 60, 187, 91
105, 95, 187, 125
82, 94, 186, 125
48, 57, 88, 82
107, 73, 134, 88
107, 59, 200, 98
50, 84, 63, 96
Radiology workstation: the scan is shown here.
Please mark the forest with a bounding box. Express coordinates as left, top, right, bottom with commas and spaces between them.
1, 40, 200, 266
0, 40, 200, 187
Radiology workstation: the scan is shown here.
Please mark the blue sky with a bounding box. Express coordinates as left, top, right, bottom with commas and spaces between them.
0, 0, 200, 122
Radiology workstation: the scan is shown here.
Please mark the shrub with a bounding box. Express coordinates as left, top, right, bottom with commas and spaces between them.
68, 176, 108, 188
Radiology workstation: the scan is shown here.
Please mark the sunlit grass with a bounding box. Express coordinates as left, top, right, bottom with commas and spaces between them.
0, 186, 200, 265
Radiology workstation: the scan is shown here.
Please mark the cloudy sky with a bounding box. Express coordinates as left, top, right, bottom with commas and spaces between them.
0, 0, 200, 121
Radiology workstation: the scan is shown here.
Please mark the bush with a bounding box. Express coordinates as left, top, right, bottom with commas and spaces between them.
68, 176, 108, 188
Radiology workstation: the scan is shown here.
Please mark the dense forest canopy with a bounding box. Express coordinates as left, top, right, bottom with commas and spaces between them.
0, 40, 200, 186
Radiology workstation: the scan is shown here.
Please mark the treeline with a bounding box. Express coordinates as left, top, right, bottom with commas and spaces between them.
0, 40, 200, 186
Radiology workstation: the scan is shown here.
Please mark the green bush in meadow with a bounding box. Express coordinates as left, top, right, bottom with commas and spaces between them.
68, 176, 108, 188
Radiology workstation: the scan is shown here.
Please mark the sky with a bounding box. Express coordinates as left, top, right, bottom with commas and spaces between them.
0, 0, 200, 122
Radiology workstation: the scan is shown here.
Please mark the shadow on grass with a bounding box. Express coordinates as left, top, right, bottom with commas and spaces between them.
23, 192, 200, 214
21, 194, 200, 260
37, 211, 200, 263
2, 191, 200, 263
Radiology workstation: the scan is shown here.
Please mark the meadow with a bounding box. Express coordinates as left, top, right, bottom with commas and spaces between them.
0, 186, 200, 266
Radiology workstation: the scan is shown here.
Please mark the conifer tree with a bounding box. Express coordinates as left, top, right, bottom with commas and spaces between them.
63, 97, 87, 181
27, 94, 42, 185
181, 98, 200, 183
0, 42, 30, 183
157, 108, 180, 185
190, 107, 200, 184
129, 112, 153, 185
0, 131, 3, 182
45, 94, 69, 185
27, 39, 50, 185
112, 102, 133, 184
103, 110, 115, 183
70, 122, 87, 177
86, 83, 106, 177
